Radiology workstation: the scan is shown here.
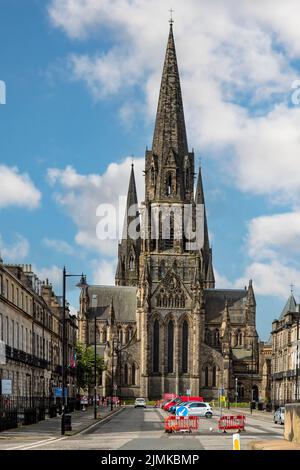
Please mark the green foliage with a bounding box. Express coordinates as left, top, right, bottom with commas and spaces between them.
75, 342, 105, 392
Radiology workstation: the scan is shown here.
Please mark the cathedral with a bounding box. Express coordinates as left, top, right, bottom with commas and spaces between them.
78, 23, 261, 401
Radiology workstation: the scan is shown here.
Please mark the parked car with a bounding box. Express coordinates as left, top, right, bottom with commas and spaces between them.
163, 398, 182, 411
134, 398, 146, 408
274, 407, 285, 425
164, 395, 204, 411
186, 402, 213, 418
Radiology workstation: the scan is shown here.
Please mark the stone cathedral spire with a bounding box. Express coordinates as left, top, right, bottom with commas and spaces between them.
115, 164, 140, 286
145, 23, 194, 204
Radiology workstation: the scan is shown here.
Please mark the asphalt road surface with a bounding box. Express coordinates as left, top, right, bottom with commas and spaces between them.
0, 406, 284, 450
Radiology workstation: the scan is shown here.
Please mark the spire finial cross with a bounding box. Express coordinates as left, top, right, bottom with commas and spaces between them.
169, 8, 174, 25
131, 154, 134, 167
290, 282, 294, 294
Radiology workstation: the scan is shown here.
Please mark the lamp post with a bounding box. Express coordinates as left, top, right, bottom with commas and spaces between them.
295, 316, 299, 402
111, 337, 116, 411
94, 313, 97, 419
26, 373, 32, 408
61, 268, 87, 436
235, 377, 238, 407
250, 340, 254, 414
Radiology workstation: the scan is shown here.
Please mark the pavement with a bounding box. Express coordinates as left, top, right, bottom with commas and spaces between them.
0, 405, 285, 450
0, 405, 122, 446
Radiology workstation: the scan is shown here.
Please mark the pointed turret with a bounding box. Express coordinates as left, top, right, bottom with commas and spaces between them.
115, 164, 140, 286
206, 249, 215, 289
195, 165, 210, 254
247, 279, 256, 308
108, 297, 116, 326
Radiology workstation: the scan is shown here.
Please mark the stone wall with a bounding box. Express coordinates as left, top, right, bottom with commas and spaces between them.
284, 403, 300, 444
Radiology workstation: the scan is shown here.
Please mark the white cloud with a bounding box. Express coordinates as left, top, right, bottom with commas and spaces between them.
247, 212, 300, 260
33, 264, 63, 292
234, 261, 300, 299
47, 157, 144, 256
92, 259, 116, 285
0, 234, 30, 262
43, 238, 75, 255
0, 165, 41, 209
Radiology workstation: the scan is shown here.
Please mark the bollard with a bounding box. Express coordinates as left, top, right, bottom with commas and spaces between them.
233, 433, 241, 450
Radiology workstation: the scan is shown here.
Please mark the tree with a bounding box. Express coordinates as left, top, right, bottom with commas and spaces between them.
75, 342, 105, 395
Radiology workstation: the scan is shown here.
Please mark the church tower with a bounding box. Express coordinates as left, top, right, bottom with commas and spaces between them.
137, 22, 214, 398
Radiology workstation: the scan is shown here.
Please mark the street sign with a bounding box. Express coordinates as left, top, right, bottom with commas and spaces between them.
220, 395, 226, 402
1, 379, 12, 395
176, 406, 188, 417
186, 389, 191, 396
0, 341, 6, 365
54, 387, 68, 398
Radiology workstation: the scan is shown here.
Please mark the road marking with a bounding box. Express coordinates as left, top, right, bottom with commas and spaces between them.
7, 436, 66, 450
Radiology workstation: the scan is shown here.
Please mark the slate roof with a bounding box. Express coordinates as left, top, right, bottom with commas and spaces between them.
86, 285, 137, 323
204, 289, 247, 322
279, 294, 297, 320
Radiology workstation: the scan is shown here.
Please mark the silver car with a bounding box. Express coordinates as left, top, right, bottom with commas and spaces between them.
134, 398, 146, 408
274, 407, 285, 425
186, 402, 213, 418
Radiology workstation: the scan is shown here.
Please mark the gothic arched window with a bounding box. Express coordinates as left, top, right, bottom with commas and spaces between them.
205, 329, 211, 345
237, 329, 243, 346
166, 173, 172, 196
124, 364, 128, 385
129, 253, 135, 271
212, 366, 216, 387
182, 320, 188, 373
215, 329, 220, 346
205, 366, 209, 387
153, 320, 160, 373
167, 320, 174, 373
132, 363, 136, 385
158, 261, 165, 280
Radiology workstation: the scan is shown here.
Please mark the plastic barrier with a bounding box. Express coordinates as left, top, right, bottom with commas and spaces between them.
218, 415, 245, 433
165, 416, 199, 433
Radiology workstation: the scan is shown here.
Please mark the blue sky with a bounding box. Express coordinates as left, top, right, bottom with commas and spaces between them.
1, 0, 300, 339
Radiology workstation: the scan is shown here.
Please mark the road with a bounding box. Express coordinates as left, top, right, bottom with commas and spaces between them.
0, 406, 284, 451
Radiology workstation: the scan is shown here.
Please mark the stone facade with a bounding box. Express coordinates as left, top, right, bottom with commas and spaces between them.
271, 294, 300, 406
0, 260, 77, 401
78, 24, 264, 401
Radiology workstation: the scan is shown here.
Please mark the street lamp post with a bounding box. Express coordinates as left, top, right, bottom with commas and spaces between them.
61, 268, 87, 436
111, 338, 114, 412
295, 317, 299, 402
26, 373, 32, 408
235, 377, 238, 407
250, 340, 254, 415
94, 313, 97, 419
